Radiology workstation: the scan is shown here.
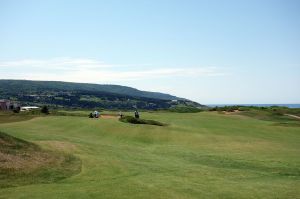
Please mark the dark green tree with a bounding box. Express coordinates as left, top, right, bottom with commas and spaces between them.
41, 106, 49, 114
13, 106, 20, 113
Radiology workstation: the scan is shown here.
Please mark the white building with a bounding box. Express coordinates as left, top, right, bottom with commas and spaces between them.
20, 106, 40, 111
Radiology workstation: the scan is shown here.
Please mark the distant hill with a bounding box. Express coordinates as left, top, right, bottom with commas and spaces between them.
0, 79, 179, 100
0, 79, 203, 110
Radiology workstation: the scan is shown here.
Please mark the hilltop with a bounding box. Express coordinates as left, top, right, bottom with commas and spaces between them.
0, 80, 203, 110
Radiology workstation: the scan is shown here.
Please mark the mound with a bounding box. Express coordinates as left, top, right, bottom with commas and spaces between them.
0, 131, 81, 188
169, 105, 203, 113
119, 116, 166, 126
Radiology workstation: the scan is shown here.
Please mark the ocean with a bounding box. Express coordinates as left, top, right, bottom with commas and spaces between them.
206, 104, 300, 109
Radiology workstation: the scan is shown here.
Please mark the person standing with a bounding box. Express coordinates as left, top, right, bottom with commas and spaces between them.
134, 110, 139, 119
119, 111, 123, 118
94, 110, 100, 118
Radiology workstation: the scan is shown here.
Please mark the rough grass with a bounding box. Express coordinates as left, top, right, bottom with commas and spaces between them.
169, 105, 202, 113
0, 112, 34, 124
0, 111, 299, 198
237, 109, 300, 127
0, 131, 81, 188
119, 115, 166, 126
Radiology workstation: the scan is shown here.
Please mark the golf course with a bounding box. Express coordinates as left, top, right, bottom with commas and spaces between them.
0, 110, 299, 199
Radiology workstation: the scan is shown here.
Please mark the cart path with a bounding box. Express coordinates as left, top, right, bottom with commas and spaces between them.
284, 114, 300, 120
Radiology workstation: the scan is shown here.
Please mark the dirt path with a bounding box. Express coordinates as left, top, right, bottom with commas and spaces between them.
284, 114, 300, 120
101, 115, 119, 119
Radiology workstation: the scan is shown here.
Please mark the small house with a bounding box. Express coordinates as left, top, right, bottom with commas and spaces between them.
0, 100, 20, 111
0, 100, 9, 110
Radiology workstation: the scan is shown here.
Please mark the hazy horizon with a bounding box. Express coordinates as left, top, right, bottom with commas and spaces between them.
0, 0, 299, 104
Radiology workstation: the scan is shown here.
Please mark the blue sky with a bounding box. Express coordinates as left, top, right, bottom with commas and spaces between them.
0, 0, 299, 104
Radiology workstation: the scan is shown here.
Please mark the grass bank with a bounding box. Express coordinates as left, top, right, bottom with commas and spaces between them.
0, 131, 81, 188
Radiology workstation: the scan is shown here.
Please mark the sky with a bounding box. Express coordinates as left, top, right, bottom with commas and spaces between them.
0, 0, 299, 104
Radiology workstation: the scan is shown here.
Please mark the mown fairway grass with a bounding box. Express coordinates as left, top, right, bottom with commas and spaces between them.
0, 111, 299, 198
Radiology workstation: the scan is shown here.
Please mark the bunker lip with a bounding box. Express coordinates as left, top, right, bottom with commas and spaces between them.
0, 131, 82, 188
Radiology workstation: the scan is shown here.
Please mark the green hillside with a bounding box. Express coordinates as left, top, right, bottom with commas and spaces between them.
0, 79, 202, 110
0, 79, 179, 100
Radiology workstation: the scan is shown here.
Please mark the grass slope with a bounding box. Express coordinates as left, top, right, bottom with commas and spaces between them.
0, 112, 299, 198
0, 112, 34, 124
0, 130, 81, 188
0, 79, 179, 100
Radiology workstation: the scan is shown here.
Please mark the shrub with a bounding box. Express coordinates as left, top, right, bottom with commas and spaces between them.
41, 106, 49, 114
13, 107, 20, 113
119, 116, 166, 126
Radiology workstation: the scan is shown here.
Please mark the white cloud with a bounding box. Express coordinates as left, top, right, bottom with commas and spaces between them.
0, 58, 226, 83
0, 57, 111, 70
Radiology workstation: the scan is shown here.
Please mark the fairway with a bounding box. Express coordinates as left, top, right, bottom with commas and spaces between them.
0, 112, 299, 199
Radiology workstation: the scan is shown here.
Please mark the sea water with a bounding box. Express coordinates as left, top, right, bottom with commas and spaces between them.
206, 104, 300, 108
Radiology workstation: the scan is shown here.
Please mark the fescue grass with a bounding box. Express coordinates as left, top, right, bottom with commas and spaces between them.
0, 131, 81, 188
237, 109, 300, 127
0, 111, 299, 198
0, 112, 34, 124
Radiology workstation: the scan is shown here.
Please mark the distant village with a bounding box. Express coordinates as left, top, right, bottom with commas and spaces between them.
0, 99, 39, 112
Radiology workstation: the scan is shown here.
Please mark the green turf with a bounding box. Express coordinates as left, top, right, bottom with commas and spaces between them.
0, 111, 299, 198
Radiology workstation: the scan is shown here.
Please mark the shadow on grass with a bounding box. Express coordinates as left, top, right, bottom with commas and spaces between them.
119, 116, 167, 126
